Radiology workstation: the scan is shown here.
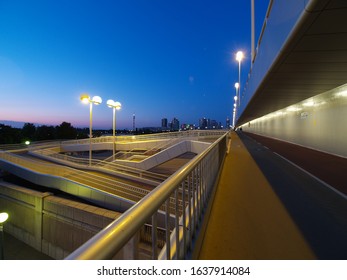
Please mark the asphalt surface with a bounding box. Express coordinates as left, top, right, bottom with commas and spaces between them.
240, 132, 347, 259
244, 132, 347, 195
198, 131, 347, 260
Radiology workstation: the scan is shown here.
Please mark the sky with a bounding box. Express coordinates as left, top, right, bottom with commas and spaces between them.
0, 0, 269, 129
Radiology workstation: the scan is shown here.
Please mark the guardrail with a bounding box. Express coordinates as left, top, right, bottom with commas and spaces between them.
30, 146, 168, 184
65, 131, 229, 260
61, 130, 227, 146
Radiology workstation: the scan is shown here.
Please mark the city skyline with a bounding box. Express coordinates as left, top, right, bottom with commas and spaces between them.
0, 1, 269, 129
0, 114, 228, 131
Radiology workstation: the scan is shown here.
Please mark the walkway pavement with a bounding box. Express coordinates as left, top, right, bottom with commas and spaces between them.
197, 131, 347, 260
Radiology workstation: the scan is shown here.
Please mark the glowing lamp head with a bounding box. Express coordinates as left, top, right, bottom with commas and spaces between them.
0, 212, 9, 223
114, 101, 122, 110
235, 82, 240, 89
236, 51, 244, 62
234, 96, 238, 101
25, 140, 30, 145
107, 99, 115, 108
80, 94, 90, 104
107, 100, 121, 110
92, 96, 102, 105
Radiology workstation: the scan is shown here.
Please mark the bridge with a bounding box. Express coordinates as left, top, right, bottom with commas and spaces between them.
1, 0, 347, 260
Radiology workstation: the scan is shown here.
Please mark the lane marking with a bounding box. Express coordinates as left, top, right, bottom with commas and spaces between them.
273, 152, 347, 200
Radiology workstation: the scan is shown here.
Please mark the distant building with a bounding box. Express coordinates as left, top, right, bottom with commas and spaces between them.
133, 114, 135, 131
170, 117, 180, 131
199, 118, 208, 129
181, 123, 195, 130
210, 120, 218, 129
161, 118, 168, 129
198, 117, 222, 129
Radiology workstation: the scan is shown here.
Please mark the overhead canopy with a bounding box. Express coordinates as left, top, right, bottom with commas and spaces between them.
238, 0, 347, 125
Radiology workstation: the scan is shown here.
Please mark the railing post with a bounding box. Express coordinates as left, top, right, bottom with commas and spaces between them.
175, 189, 180, 259
165, 198, 171, 259
151, 212, 158, 260
192, 169, 196, 236
182, 181, 186, 257
187, 175, 192, 249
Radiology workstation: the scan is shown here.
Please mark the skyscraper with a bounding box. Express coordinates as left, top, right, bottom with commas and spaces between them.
133, 114, 135, 131
161, 118, 168, 129
171, 117, 180, 131
199, 118, 208, 129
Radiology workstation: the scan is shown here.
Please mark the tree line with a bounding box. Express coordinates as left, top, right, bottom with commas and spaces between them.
0, 122, 178, 145
0, 122, 88, 144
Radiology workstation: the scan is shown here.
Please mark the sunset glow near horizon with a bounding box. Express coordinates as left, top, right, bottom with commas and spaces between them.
0, 0, 269, 129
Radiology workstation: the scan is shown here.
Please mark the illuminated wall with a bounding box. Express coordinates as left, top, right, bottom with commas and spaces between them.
241, 84, 347, 158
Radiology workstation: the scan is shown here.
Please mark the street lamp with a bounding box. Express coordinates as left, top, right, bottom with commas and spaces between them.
107, 99, 122, 159
80, 94, 102, 165
234, 82, 240, 105
235, 51, 244, 126
233, 82, 240, 128
236, 51, 244, 97
0, 212, 9, 260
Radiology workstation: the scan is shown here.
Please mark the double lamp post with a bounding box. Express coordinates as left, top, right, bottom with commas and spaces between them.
80, 94, 121, 165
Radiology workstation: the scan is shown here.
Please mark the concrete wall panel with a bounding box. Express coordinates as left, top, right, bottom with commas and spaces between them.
0, 182, 121, 259
242, 85, 347, 157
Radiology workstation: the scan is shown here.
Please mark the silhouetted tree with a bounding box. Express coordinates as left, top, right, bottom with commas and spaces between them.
0, 124, 21, 144
21, 123, 36, 141
76, 128, 89, 139
56, 122, 77, 139
36, 125, 56, 140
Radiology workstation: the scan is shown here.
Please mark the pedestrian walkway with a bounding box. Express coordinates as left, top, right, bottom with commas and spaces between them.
196, 131, 347, 260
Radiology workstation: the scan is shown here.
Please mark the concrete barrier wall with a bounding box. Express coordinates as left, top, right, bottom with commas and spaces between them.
0, 161, 135, 212
118, 140, 210, 170
0, 181, 122, 259
241, 84, 347, 158
61, 139, 170, 153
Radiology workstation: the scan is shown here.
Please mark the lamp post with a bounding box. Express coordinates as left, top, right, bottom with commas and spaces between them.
233, 82, 239, 128
236, 51, 244, 101
0, 212, 9, 260
235, 51, 244, 126
80, 94, 102, 165
107, 99, 122, 159
233, 91, 238, 128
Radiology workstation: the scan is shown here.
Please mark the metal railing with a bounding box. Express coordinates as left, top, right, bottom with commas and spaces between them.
66, 131, 229, 260
30, 147, 168, 183
61, 130, 227, 146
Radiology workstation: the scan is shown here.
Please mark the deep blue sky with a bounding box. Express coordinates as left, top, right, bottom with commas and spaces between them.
0, 0, 269, 129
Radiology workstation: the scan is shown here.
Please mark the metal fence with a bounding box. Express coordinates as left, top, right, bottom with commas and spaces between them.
66, 131, 229, 260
